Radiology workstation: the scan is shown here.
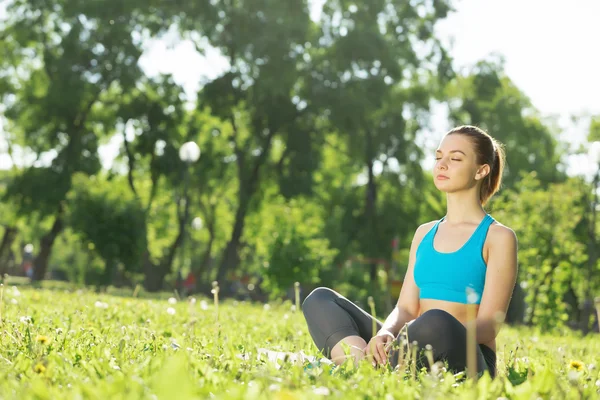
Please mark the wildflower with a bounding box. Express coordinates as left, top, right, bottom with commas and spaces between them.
568, 360, 584, 371
313, 387, 330, 396
94, 301, 108, 309
200, 300, 209, 310
263, 304, 271, 311
36, 335, 51, 345
166, 307, 176, 315
189, 297, 196, 305
34, 363, 46, 374
19, 316, 32, 324
168, 297, 177, 305
567, 370, 581, 383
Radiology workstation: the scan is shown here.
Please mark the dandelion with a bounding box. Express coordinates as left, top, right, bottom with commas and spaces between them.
34, 363, 46, 374
36, 335, 51, 345
200, 300, 209, 310
313, 387, 330, 395
189, 297, 196, 305
56, 328, 63, 335
168, 297, 177, 305
94, 301, 108, 309
568, 360, 584, 371
166, 307, 176, 315
263, 304, 271, 311
567, 370, 581, 383
19, 316, 32, 324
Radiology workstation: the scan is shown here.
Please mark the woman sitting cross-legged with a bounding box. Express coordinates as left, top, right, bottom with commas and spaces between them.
302, 126, 518, 378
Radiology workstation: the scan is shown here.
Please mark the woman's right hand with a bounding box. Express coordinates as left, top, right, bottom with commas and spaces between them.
364, 330, 395, 366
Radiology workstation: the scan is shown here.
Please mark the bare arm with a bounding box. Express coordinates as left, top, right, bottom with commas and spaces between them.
476, 225, 518, 343
378, 222, 434, 337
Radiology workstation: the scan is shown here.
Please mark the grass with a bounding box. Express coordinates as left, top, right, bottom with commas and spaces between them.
0, 284, 599, 399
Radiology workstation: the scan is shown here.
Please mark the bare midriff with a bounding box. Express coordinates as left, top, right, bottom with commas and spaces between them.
418, 299, 496, 352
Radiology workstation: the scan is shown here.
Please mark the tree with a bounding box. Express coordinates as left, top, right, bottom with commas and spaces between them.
446, 58, 565, 188
177, 1, 314, 287
67, 173, 147, 287
304, 0, 454, 285
0, 0, 172, 280
492, 172, 589, 330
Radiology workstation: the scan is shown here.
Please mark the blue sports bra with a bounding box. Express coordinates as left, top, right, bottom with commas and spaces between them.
413, 214, 494, 304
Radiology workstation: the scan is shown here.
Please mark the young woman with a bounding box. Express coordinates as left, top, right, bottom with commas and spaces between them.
302, 126, 518, 378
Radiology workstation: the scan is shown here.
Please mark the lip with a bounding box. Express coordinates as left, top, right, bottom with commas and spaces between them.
436, 175, 449, 180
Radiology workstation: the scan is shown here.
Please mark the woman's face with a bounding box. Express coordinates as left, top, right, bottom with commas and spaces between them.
433, 134, 488, 193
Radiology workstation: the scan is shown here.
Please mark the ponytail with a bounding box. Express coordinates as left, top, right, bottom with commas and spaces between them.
480, 140, 505, 206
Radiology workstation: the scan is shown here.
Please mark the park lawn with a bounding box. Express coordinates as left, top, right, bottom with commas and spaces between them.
0, 285, 598, 399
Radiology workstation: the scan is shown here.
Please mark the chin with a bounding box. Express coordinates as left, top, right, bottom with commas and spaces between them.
434, 180, 463, 193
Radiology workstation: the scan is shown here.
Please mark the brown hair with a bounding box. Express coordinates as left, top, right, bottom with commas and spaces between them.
447, 125, 505, 205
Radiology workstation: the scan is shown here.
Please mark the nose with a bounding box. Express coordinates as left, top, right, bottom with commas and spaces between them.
436, 159, 448, 171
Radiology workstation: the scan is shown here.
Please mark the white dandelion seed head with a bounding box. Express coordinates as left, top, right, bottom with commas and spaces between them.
94, 301, 108, 309
567, 370, 581, 382
263, 304, 271, 311
168, 297, 177, 305
166, 307, 176, 315
313, 387, 330, 395
200, 300, 209, 310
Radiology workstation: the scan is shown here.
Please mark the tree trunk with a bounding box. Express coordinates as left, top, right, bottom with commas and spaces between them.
32, 206, 65, 281
199, 229, 214, 277
215, 194, 250, 287
143, 260, 169, 293
215, 123, 276, 288
364, 130, 379, 289
0, 226, 18, 276
366, 157, 378, 285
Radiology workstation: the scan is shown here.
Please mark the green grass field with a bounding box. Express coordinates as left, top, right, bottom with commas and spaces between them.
0, 284, 598, 399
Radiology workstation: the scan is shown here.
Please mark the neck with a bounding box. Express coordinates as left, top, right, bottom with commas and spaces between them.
444, 190, 486, 224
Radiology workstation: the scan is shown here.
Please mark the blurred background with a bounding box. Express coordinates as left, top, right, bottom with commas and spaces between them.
0, 0, 598, 333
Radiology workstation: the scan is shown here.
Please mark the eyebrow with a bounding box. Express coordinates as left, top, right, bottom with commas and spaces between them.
435, 149, 467, 155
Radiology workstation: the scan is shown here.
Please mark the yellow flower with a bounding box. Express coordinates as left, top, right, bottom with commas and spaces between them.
35, 335, 50, 345
569, 360, 584, 371
34, 363, 46, 374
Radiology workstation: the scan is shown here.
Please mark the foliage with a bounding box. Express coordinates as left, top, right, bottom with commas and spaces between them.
66, 174, 147, 285
0, 285, 598, 399
252, 196, 338, 298
446, 58, 565, 188
491, 172, 592, 330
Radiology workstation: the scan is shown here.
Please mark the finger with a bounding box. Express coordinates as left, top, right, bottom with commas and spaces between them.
369, 341, 382, 366
376, 342, 388, 365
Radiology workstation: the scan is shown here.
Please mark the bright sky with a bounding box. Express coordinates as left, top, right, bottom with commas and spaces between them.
1, 0, 600, 177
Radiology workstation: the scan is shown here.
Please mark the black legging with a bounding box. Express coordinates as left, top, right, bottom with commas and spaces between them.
302, 287, 496, 377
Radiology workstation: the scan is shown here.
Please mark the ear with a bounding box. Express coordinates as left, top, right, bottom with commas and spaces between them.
475, 164, 491, 181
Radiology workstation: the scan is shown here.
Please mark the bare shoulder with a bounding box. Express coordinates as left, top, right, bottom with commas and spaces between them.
413, 220, 439, 243
489, 221, 518, 248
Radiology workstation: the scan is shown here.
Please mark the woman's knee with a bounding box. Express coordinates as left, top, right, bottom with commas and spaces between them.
302, 287, 337, 314
418, 309, 462, 328
407, 309, 465, 345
